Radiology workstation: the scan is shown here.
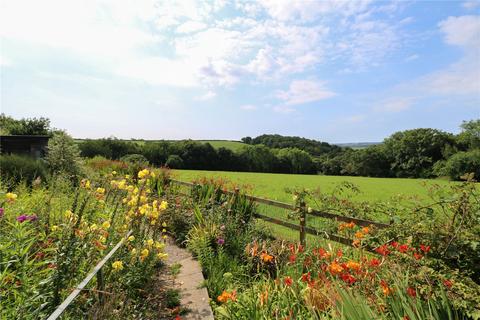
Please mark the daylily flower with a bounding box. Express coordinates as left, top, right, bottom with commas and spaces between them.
6, 192, 18, 203
283, 276, 293, 287
112, 261, 123, 271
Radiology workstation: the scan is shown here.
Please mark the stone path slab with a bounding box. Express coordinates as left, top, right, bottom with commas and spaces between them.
165, 238, 214, 320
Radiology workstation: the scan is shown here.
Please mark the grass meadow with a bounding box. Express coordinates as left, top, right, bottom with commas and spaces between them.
172, 169, 453, 203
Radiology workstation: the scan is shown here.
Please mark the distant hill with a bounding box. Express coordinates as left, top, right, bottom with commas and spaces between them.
334, 142, 381, 149
242, 134, 341, 156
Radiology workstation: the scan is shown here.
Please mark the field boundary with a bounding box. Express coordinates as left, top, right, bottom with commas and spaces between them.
169, 179, 390, 248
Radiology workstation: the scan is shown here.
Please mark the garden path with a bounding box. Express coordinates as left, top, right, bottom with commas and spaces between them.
164, 238, 214, 320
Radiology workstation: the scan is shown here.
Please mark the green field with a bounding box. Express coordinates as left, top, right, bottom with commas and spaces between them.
195, 140, 245, 151
172, 169, 453, 203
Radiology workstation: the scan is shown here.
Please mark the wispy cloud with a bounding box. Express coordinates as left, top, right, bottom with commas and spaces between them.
276, 80, 336, 106
240, 104, 257, 111
196, 90, 217, 101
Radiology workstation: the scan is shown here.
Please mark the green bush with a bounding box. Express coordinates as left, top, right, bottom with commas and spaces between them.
165, 155, 184, 169
442, 149, 480, 180
120, 154, 149, 178
0, 154, 48, 187
46, 131, 83, 179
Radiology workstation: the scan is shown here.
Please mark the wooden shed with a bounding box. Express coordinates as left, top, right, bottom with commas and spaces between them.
0, 135, 50, 158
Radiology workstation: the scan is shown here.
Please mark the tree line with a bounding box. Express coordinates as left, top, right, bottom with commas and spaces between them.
1, 114, 478, 180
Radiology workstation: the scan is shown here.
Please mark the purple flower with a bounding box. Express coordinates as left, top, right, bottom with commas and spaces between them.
217, 238, 225, 245
16, 215, 28, 223
16, 214, 37, 223
0, 208, 4, 218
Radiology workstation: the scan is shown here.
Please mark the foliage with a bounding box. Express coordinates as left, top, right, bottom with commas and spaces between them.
165, 154, 184, 169
383, 128, 456, 178
244, 134, 342, 156
0, 154, 48, 187
441, 150, 480, 180
0, 169, 170, 319
0, 113, 52, 135
46, 131, 83, 178
457, 119, 480, 150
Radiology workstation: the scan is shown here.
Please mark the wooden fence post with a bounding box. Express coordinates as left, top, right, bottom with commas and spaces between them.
299, 201, 306, 247
97, 268, 105, 305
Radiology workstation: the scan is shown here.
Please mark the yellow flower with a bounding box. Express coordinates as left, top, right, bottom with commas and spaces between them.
146, 239, 154, 247
159, 201, 168, 211
112, 171, 117, 175
102, 221, 111, 229
99, 236, 107, 243
90, 223, 98, 231
154, 241, 165, 250
112, 260, 123, 271
96, 187, 105, 194
6, 192, 18, 203
64, 210, 73, 219
140, 248, 149, 260
157, 252, 168, 260
162, 228, 167, 233
138, 169, 150, 179
131, 248, 137, 255
50, 225, 59, 232
128, 235, 135, 242
162, 221, 167, 227
162, 235, 167, 240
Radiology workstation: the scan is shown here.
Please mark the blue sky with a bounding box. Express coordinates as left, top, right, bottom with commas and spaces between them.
1, 0, 479, 142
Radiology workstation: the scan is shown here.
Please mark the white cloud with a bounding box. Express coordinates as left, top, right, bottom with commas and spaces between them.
196, 90, 217, 101
176, 21, 208, 34
405, 54, 419, 62
273, 105, 295, 114
438, 15, 480, 48
276, 80, 336, 106
374, 98, 415, 112
345, 114, 366, 123
240, 104, 257, 111
462, 1, 480, 10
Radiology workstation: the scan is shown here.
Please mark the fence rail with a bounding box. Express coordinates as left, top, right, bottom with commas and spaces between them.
47, 230, 132, 320
169, 179, 390, 248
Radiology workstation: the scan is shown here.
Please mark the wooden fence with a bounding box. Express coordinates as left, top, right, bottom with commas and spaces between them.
46, 230, 132, 320
169, 179, 391, 248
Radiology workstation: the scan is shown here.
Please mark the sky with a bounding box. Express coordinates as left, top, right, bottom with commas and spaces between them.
1, 0, 479, 143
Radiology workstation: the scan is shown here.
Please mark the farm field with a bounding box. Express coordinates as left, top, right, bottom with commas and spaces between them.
172, 169, 454, 204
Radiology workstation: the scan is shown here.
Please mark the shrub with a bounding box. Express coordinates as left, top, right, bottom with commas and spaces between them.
165, 155, 184, 169
46, 131, 83, 178
0, 154, 48, 187
120, 154, 149, 178
442, 149, 480, 180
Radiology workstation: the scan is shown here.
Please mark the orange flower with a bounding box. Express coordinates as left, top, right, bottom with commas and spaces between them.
346, 261, 361, 271
259, 289, 269, 307
380, 280, 392, 296
361, 226, 370, 234
352, 239, 361, 247
260, 252, 274, 263
217, 290, 236, 303
354, 231, 364, 239
328, 262, 344, 275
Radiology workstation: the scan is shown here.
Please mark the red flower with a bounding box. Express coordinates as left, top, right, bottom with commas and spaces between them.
317, 248, 328, 259
284, 276, 293, 287
303, 256, 312, 268
289, 254, 296, 263
301, 272, 311, 283
298, 244, 304, 253
375, 244, 390, 256
336, 249, 343, 258
369, 258, 381, 267
398, 244, 409, 253
420, 244, 431, 253
444, 279, 453, 288
340, 273, 357, 285
289, 244, 295, 254
413, 252, 423, 260
390, 241, 399, 248
407, 287, 416, 297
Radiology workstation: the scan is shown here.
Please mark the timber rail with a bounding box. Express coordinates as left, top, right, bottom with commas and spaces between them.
169, 179, 391, 248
